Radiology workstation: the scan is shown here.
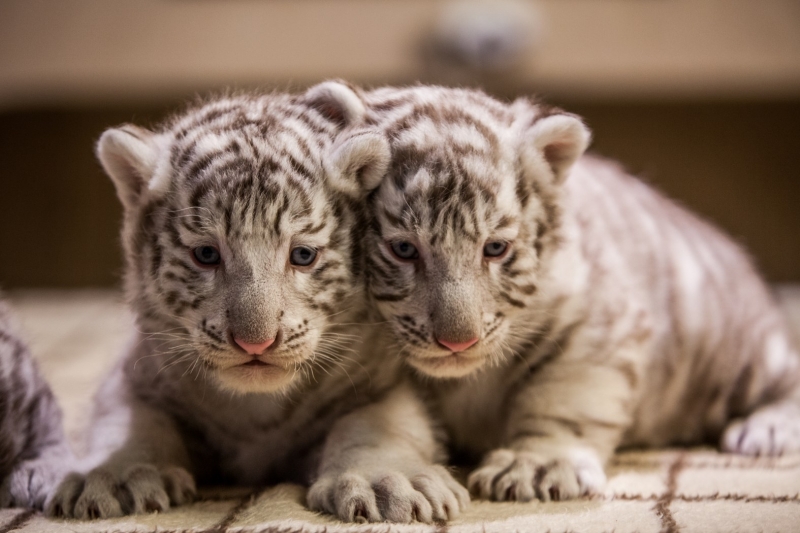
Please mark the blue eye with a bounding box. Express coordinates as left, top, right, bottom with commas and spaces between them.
390, 241, 419, 260
483, 241, 508, 258
192, 246, 221, 266
290, 246, 318, 267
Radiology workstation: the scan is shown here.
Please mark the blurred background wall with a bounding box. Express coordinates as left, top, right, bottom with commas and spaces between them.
1, 0, 799, 287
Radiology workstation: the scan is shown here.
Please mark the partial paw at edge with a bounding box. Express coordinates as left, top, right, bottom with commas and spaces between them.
7, 459, 65, 509
721, 414, 800, 457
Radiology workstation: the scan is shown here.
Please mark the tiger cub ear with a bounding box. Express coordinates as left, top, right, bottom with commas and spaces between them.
303, 80, 366, 128
519, 110, 591, 185
96, 125, 164, 210
304, 80, 390, 197
326, 130, 391, 198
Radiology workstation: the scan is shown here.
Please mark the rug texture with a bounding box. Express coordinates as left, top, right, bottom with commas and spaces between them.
1, 287, 799, 533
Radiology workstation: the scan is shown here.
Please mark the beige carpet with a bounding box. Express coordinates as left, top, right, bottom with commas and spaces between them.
1, 288, 799, 533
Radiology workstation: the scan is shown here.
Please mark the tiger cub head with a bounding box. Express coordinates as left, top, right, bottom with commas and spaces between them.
362, 86, 590, 378
98, 82, 389, 393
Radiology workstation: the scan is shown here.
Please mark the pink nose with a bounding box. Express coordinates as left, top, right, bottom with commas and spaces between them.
437, 337, 479, 353
233, 337, 275, 355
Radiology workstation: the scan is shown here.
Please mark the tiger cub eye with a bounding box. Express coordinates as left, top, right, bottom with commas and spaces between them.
483, 241, 508, 258
193, 246, 221, 266
390, 241, 420, 261
290, 246, 318, 267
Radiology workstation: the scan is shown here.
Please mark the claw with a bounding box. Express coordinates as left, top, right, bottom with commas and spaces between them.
144, 498, 163, 513
353, 501, 369, 522
87, 502, 101, 519
311, 467, 468, 524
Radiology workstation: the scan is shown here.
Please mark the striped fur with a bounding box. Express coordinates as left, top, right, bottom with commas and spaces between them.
47, 84, 467, 523
358, 85, 800, 502
0, 297, 72, 509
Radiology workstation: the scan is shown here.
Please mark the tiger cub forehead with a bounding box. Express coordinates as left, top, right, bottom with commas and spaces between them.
162, 94, 339, 197
365, 87, 534, 243
146, 95, 350, 246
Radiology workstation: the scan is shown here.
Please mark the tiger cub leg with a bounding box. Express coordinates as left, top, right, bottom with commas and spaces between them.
47, 379, 196, 519
468, 356, 638, 502
722, 331, 800, 456
6, 440, 73, 510
308, 383, 469, 523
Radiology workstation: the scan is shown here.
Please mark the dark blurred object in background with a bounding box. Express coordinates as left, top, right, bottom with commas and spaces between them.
1, 0, 799, 286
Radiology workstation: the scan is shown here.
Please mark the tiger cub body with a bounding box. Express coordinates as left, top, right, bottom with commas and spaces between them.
358, 85, 800, 501
0, 297, 72, 509
47, 83, 467, 523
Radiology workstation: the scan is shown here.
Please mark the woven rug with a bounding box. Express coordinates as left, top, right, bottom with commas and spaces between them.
2, 288, 799, 533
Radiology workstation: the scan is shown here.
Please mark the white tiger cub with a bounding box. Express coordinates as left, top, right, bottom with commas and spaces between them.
0, 297, 73, 509
340, 85, 799, 502
46, 83, 468, 523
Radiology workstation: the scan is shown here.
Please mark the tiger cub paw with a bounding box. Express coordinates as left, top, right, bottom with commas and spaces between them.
46, 464, 195, 519
6, 457, 68, 509
468, 448, 606, 502
307, 464, 469, 523
722, 406, 800, 457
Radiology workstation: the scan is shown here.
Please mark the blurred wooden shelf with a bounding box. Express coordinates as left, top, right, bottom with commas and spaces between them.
1, 0, 799, 109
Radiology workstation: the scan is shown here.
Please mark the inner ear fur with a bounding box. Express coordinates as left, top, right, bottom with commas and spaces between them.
522, 112, 591, 184
96, 125, 162, 210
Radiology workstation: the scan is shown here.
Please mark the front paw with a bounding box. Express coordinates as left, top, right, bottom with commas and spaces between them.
6, 458, 68, 509
308, 464, 469, 523
46, 464, 196, 519
468, 448, 606, 502
722, 406, 800, 456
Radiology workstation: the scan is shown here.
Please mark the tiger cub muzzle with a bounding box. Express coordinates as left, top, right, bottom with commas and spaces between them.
391, 273, 507, 379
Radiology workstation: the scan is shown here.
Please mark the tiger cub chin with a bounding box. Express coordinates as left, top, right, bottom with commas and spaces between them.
0, 297, 73, 509
47, 83, 468, 523
357, 85, 800, 502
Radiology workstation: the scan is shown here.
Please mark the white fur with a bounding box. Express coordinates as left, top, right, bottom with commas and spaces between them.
50, 87, 467, 524
361, 85, 800, 506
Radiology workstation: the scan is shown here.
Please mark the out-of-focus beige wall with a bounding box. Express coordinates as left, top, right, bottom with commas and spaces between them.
1, 0, 799, 287
2, 0, 800, 108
